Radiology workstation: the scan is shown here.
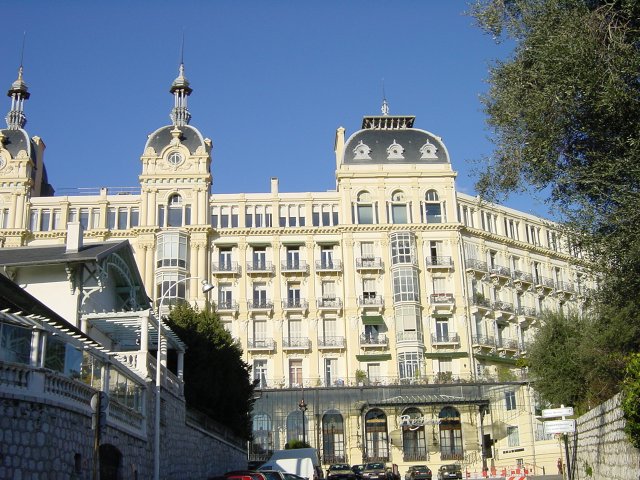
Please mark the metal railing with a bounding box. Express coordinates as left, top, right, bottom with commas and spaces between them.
431, 332, 460, 344
358, 295, 384, 307
517, 306, 537, 317
282, 337, 312, 349
215, 300, 239, 311
247, 299, 274, 310
246, 261, 275, 273
317, 297, 342, 309
211, 261, 241, 274
492, 301, 514, 313
318, 336, 346, 348
356, 257, 384, 269
315, 260, 343, 271
490, 265, 511, 277
512, 270, 533, 283
247, 338, 276, 350
282, 299, 308, 310
281, 261, 309, 273
555, 281, 575, 293
535, 276, 555, 288
497, 338, 520, 350
359, 333, 389, 346
465, 258, 488, 272
430, 293, 454, 304
396, 331, 424, 343
472, 335, 496, 347
425, 256, 453, 267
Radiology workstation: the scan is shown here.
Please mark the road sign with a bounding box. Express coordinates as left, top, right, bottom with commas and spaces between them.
542, 406, 574, 418
544, 419, 576, 435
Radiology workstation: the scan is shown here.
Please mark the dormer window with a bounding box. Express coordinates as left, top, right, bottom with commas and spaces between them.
167, 151, 183, 166
353, 141, 372, 160
387, 140, 404, 160
419, 140, 438, 159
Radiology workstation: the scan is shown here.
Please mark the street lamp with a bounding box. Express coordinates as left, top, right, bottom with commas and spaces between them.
154, 277, 214, 480
298, 398, 308, 446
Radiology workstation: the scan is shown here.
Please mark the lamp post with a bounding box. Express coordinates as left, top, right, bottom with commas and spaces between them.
298, 398, 308, 446
154, 277, 214, 480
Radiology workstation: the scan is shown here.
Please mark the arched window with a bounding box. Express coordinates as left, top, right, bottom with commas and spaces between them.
251, 413, 273, 457
364, 408, 389, 462
424, 190, 443, 224
168, 193, 187, 227
322, 411, 345, 464
356, 191, 374, 225
439, 406, 463, 460
286, 410, 304, 445
401, 407, 427, 461
390, 190, 408, 224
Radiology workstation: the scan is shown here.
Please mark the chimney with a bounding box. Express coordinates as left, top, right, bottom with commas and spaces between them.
66, 222, 83, 253
271, 177, 279, 194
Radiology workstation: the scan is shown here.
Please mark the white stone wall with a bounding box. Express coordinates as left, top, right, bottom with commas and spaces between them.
573, 394, 640, 480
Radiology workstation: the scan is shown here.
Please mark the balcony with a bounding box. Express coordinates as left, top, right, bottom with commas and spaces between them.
534, 276, 555, 295
356, 257, 384, 271
512, 270, 533, 290
282, 337, 312, 351
247, 338, 276, 352
517, 306, 538, 325
247, 299, 274, 312
396, 331, 424, 344
425, 256, 454, 271
493, 301, 515, 321
281, 299, 308, 311
316, 297, 342, 310
211, 261, 241, 275
430, 293, 455, 314
471, 334, 496, 350
431, 332, 460, 346
470, 294, 492, 315
489, 265, 511, 283
215, 300, 239, 313
280, 261, 309, 274
246, 261, 275, 275
359, 333, 389, 349
497, 338, 520, 353
315, 259, 342, 273
555, 281, 575, 301
358, 294, 384, 310
465, 258, 488, 277
318, 336, 346, 350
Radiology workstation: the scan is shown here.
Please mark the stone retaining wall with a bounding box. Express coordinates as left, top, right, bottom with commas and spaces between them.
573, 394, 640, 480
0, 382, 246, 479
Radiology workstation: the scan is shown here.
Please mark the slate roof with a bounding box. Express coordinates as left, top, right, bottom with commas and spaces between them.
0, 240, 129, 267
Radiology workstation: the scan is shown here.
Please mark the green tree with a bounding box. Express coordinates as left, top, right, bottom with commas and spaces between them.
471, 1, 640, 438
166, 303, 255, 439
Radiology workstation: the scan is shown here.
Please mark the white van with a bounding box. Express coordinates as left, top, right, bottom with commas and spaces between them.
259, 448, 323, 480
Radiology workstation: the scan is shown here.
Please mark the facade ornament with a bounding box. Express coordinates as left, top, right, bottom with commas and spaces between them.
387, 140, 404, 160
419, 140, 438, 159
353, 141, 372, 160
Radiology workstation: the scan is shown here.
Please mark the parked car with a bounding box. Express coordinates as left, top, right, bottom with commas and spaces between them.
352, 464, 365, 480
225, 471, 268, 480
327, 464, 356, 480
436, 465, 462, 480
362, 463, 390, 480
405, 465, 432, 480
260, 471, 288, 480
284, 474, 307, 480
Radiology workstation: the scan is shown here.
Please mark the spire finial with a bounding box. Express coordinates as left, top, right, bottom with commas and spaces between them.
6, 33, 30, 130
169, 33, 192, 127
381, 79, 389, 116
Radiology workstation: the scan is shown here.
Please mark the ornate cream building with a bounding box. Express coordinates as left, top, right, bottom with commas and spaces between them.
0, 63, 586, 475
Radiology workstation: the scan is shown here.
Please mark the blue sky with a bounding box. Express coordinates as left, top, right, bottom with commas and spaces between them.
2, 1, 550, 217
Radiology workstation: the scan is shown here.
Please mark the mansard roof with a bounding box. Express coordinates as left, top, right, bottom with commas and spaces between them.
144, 124, 206, 155
0, 240, 130, 267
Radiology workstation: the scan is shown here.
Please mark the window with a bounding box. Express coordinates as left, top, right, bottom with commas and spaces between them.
287, 283, 301, 307
289, 359, 303, 387
398, 352, 421, 380
392, 267, 420, 302
320, 246, 334, 269
286, 247, 300, 269
40, 209, 51, 231
439, 407, 463, 460
0, 208, 9, 229
322, 317, 337, 341
459, 205, 473, 227
367, 363, 381, 383
361, 242, 375, 259
390, 231, 415, 265
435, 318, 449, 342
254, 360, 268, 388
505, 391, 517, 411
253, 283, 268, 307
324, 358, 337, 386
505, 218, 519, 240
251, 413, 273, 457
218, 283, 233, 309
395, 305, 420, 333
252, 320, 267, 345
322, 413, 345, 463
286, 318, 302, 341
321, 281, 336, 300
402, 408, 427, 461
432, 277, 447, 295
362, 278, 377, 302
156, 272, 186, 306
365, 409, 389, 461
219, 247, 233, 270
390, 190, 408, 224
117, 207, 128, 230
428, 240, 443, 263
356, 191, 374, 224
507, 426, 520, 447
0, 321, 32, 364
424, 190, 442, 223
156, 232, 188, 268
252, 247, 267, 269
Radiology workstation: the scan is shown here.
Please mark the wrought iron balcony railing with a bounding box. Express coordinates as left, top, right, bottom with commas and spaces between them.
247, 299, 274, 310
316, 297, 342, 309
246, 261, 275, 274
281, 299, 308, 310
215, 300, 239, 311
431, 332, 460, 344
359, 333, 388, 346
315, 260, 343, 272
317, 336, 346, 348
280, 261, 309, 273
358, 294, 384, 307
425, 256, 453, 267
356, 257, 384, 270
282, 337, 312, 349
430, 293, 454, 304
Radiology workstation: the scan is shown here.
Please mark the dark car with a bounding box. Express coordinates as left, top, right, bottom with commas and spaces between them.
327, 464, 356, 480
225, 471, 268, 480
362, 463, 390, 480
405, 465, 432, 480
352, 464, 365, 480
260, 471, 288, 480
436, 465, 461, 480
